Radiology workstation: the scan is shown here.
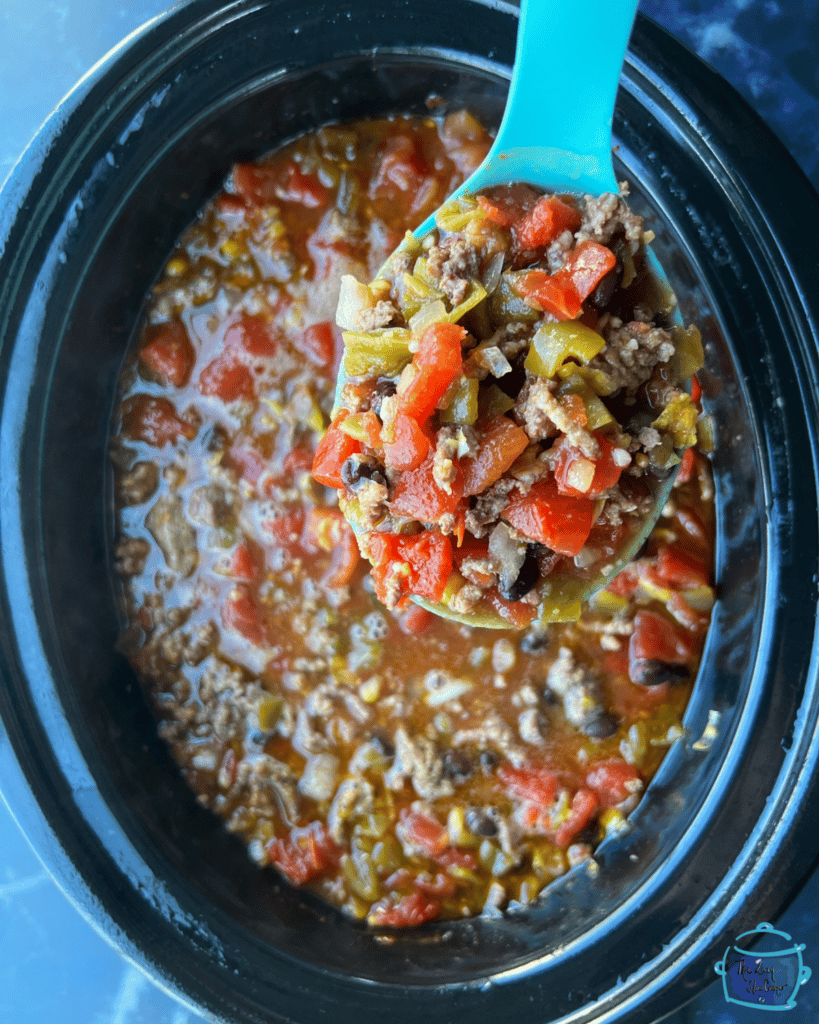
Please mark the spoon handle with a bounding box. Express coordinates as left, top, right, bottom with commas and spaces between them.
431, 0, 640, 208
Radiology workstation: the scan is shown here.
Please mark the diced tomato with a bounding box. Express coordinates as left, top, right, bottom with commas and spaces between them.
586, 760, 643, 808
277, 161, 329, 207
368, 890, 441, 928
435, 847, 477, 871
605, 563, 640, 598
311, 412, 362, 489
121, 394, 196, 446
139, 319, 195, 387
690, 374, 703, 405
282, 444, 315, 476
389, 531, 452, 604
235, 159, 327, 208
498, 763, 559, 806
397, 808, 450, 858
477, 194, 516, 227
667, 591, 710, 633
554, 788, 600, 848
267, 822, 341, 885
460, 415, 529, 497
222, 586, 267, 646
368, 135, 428, 200
228, 444, 267, 486
487, 588, 538, 627
397, 322, 465, 423
367, 530, 453, 607
232, 162, 278, 204
629, 609, 692, 666
552, 433, 626, 497
675, 508, 710, 556
602, 646, 630, 677
656, 543, 709, 589
228, 542, 261, 582
262, 511, 305, 547
414, 872, 458, 899
383, 410, 430, 471
305, 508, 361, 589
224, 313, 279, 358
398, 603, 435, 635
199, 354, 255, 402
295, 321, 337, 367
503, 479, 595, 557
675, 446, 696, 485
514, 269, 583, 320
561, 241, 617, 301
215, 192, 248, 217
390, 452, 464, 522
515, 195, 581, 250
513, 241, 616, 320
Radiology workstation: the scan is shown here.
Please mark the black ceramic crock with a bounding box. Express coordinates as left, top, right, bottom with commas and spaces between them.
2, 2, 819, 1022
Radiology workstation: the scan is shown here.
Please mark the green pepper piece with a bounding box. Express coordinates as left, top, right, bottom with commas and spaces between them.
342, 328, 413, 377
479, 383, 516, 419
525, 320, 606, 379
439, 374, 479, 425
556, 370, 613, 429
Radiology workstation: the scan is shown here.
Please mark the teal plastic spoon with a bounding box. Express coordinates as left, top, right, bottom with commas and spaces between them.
336, 0, 686, 628
413, 0, 639, 236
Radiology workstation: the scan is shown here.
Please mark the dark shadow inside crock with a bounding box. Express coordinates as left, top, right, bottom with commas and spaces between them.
8, 4, 818, 1020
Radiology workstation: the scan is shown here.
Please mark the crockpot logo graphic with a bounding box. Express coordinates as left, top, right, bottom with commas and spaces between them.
715, 922, 811, 1011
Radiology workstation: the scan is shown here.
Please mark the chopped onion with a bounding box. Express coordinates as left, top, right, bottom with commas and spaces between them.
408, 298, 447, 333
336, 274, 373, 330
473, 345, 512, 377
482, 251, 505, 295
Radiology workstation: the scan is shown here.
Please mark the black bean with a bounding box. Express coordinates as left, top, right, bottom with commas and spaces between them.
200, 423, 228, 452
369, 378, 397, 417
520, 630, 550, 655
581, 711, 619, 739
572, 820, 599, 846
497, 546, 540, 603
369, 731, 395, 758
479, 749, 501, 775
589, 257, 624, 310
340, 453, 387, 492
442, 749, 476, 784
465, 807, 499, 838
629, 659, 689, 688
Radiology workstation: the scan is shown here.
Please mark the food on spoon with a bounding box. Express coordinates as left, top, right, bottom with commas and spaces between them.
329, 185, 705, 624
111, 112, 715, 928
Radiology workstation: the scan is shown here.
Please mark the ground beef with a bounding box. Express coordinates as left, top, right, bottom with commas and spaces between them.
328, 777, 375, 843
464, 478, 517, 538
452, 713, 524, 766
576, 191, 644, 252
426, 237, 480, 306
114, 536, 150, 576
546, 647, 615, 738
590, 318, 675, 395
385, 726, 454, 801
118, 461, 159, 505
188, 483, 233, 527
146, 496, 197, 576
352, 299, 398, 331
546, 228, 575, 273
432, 426, 461, 494
515, 377, 598, 457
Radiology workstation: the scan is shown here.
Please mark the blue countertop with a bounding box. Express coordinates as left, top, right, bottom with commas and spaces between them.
1, 2, 818, 1023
